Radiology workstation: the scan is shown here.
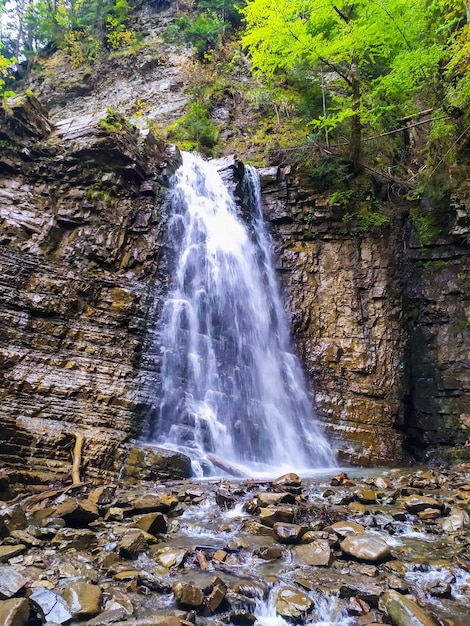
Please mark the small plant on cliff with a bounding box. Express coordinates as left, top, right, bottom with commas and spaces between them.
98, 107, 131, 133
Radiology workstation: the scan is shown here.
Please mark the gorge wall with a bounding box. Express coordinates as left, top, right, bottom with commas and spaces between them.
260, 162, 470, 466
0, 95, 469, 480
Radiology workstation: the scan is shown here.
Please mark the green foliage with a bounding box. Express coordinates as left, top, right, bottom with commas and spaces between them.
343, 201, 389, 234
98, 107, 131, 133
167, 102, 219, 154
241, 0, 470, 165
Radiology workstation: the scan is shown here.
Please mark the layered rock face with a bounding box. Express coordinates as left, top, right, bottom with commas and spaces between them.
260, 164, 470, 465
0, 95, 177, 478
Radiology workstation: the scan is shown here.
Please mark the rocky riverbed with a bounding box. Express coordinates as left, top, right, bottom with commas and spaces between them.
0, 466, 469, 626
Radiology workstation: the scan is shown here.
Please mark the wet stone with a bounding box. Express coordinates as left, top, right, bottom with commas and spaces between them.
273, 522, 306, 544
132, 494, 179, 514
256, 492, 296, 506
63, 580, 103, 618
0, 566, 28, 599
230, 609, 257, 625
329, 521, 365, 537
294, 539, 331, 566
402, 495, 443, 514
275, 585, 313, 618
382, 589, 438, 626
30, 587, 73, 624
354, 489, 378, 504
340, 534, 391, 563
417, 508, 441, 520
204, 576, 227, 612
257, 546, 285, 560
173, 581, 204, 608
441, 508, 468, 532
51, 527, 98, 551
233, 580, 267, 599
0, 597, 29, 626
155, 547, 187, 568
258, 507, 294, 527
272, 473, 302, 494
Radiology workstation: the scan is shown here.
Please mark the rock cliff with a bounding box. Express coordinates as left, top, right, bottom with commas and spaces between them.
260, 162, 470, 465
0, 94, 178, 479
0, 95, 469, 478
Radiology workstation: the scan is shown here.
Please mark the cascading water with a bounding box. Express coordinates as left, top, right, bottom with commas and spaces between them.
147, 152, 335, 475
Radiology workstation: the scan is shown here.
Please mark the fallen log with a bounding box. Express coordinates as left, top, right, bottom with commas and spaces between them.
206, 453, 248, 478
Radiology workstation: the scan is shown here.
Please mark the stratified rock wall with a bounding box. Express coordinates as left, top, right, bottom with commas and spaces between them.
259, 164, 470, 465
0, 95, 177, 478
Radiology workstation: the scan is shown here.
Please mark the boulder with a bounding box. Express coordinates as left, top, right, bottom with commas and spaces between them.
123, 446, 191, 483
382, 589, 439, 626
273, 522, 306, 544
275, 585, 313, 618
173, 581, 204, 608
340, 534, 391, 563
294, 540, 332, 566
132, 494, 178, 514
54, 498, 99, 527
402, 495, 443, 514
0, 546, 27, 563
0, 567, 28, 599
0, 598, 29, 626
118, 530, 148, 559
329, 521, 365, 537
30, 587, 73, 624
63, 581, 102, 618
134, 512, 168, 535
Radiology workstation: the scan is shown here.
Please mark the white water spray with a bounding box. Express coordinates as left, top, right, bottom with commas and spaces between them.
148, 152, 335, 475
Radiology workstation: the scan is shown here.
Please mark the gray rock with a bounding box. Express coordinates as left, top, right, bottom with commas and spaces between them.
0, 567, 28, 599
30, 587, 73, 624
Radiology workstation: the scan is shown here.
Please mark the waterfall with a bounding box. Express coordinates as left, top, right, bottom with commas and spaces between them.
147, 152, 335, 475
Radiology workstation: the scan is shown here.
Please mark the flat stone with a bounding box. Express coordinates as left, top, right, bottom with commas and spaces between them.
329, 521, 365, 537
0, 546, 26, 563
155, 547, 186, 568
402, 495, 443, 514
205, 576, 227, 612
273, 522, 306, 544
275, 585, 313, 618
441, 509, 468, 532
52, 528, 98, 551
256, 492, 296, 506
30, 587, 73, 624
294, 540, 331, 566
132, 494, 179, 514
259, 507, 293, 527
340, 534, 391, 563
0, 567, 28, 599
63, 580, 102, 618
417, 508, 441, 520
0, 597, 29, 626
382, 589, 438, 626
355, 488, 378, 503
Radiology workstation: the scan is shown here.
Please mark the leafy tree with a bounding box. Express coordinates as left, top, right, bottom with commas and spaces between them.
241, 0, 467, 165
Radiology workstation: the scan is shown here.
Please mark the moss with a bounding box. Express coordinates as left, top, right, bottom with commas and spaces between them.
98, 107, 132, 134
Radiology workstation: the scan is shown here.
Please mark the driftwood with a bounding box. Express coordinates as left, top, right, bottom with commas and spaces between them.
206, 453, 248, 478
71, 432, 84, 485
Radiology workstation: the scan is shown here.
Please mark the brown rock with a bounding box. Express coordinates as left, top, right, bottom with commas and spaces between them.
54, 499, 99, 527
118, 530, 148, 559
173, 581, 204, 608
0, 598, 29, 626
402, 495, 443, 514
259, 507, 294, 527
63, 581, 102, 618
273, 522, 306, 544
294, 540, 331, 566
340, 534, 391, 563
0, 546, 27, 563
275, 585, 313, 618
134, 512, 167, 535
330, 521, 365, 537
382, 589, 439, 626
132, 494, 179, 514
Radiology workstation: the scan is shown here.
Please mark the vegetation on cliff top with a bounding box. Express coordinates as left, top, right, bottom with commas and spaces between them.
1, 0, 469, 210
